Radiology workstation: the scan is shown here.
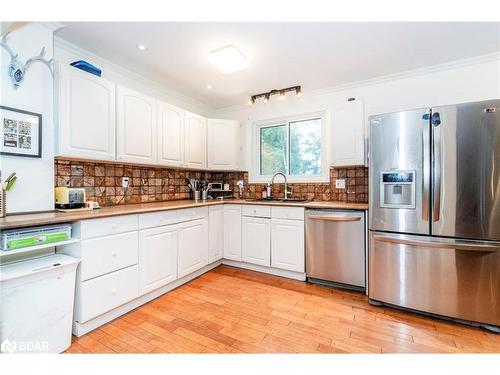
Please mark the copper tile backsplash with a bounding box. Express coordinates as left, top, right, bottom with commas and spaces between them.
55, 159, 368, 206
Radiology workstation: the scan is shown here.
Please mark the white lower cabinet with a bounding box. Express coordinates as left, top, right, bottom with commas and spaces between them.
209, 205, 224, 263
178, 218, 208, 278
139, 224, 178, 295
271, 218, 305, 273
77, 265, 139, 323
242, 216, 271, 267
224, 205, 242, 261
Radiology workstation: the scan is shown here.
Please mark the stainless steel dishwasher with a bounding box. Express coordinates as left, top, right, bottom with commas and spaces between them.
305, 209, 366, 291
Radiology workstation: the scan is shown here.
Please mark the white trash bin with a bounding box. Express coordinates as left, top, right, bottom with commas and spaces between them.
0, 254, 80, 354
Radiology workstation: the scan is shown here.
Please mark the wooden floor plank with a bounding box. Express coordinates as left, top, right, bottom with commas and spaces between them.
66, 265, 499, 354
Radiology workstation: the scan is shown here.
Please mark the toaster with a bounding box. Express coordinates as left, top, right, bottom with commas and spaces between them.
55, 187, 86, 209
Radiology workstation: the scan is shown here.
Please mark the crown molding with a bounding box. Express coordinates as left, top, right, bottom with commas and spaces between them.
215, 51, 500, 114
40, 22, 64, 32
54, 35, 217, 116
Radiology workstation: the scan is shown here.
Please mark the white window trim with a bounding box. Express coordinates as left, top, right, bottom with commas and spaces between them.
249, 110, 330, 184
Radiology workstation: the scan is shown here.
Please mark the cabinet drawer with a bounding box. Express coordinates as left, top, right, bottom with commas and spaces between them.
78, 265, 139, 323
271, 207, 304, 221
80, 231, 139, 281
81, 215, 138, 239
177, 206, 208, 222
242, 205, 271, 218
139, 210, 178, 229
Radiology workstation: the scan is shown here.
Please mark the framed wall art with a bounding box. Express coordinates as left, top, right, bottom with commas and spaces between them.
0, 105, 42, 158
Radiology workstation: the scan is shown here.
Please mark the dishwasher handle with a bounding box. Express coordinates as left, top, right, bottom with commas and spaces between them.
307, 215, 361, 222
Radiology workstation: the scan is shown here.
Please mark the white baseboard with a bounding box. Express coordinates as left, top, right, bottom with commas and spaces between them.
221, 259, 306, 281
72, 260, 222, 337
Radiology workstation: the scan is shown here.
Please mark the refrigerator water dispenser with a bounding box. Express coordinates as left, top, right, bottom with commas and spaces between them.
379, 171, 416, 209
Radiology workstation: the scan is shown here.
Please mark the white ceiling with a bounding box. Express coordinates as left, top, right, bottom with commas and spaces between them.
56, 22, 500, 109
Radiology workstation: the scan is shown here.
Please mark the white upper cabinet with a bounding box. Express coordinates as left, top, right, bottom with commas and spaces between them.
331, 99, 365, 166
207, 119, 240, 170
117, 85, 157, 164
56, 64, 116, 160
184, 111, 207, 169
157, 101, 185, 167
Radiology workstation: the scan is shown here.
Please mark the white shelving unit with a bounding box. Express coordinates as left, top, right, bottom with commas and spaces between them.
0, 238, 81, 259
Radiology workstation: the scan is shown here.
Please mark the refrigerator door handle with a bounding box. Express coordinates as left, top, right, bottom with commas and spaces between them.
432, 115, 442, 222
372, 234, 499, 252
422, 116, 431, 221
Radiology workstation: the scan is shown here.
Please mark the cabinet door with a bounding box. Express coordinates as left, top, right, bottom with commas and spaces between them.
271, 219, 305, 272
209, 205, 224, 263
223, 205, 242, 261
184, 111, 207, 169
56, 64, 115, 160
139, 225, 178, 295
117, 85, 157, 164
331, 100, 365, 166
178, 218, 208, 278
157, 101, 185, 167
242, 216, 271, 266
207, 119, 240, 170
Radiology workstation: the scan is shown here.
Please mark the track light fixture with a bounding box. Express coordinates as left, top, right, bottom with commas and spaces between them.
249, 85, 302, 105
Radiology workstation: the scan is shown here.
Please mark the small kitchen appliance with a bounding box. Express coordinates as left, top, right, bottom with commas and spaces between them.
54, 187, 86, 209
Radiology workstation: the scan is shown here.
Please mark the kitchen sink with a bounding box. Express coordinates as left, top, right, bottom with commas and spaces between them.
247, 198, 311, 203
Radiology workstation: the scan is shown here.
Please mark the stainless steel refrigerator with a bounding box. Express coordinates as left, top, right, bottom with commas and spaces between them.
369, 99, 500, 332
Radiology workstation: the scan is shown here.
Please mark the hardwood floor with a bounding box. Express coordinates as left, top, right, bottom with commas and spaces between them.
66, 265, 500, 354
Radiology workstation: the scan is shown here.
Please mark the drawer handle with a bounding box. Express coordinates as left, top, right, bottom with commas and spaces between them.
111, 288, 117, 296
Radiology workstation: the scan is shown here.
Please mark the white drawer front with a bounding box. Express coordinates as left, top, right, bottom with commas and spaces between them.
81, 215, 138, 239
139, 210, 178, 229
271, 206, 304, 221
78, 265, 139, 323
177, 206, 208, 222
80, 231, 139, 281
242, 205, 271, 218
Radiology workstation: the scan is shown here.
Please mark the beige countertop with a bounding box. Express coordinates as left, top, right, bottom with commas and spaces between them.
0, 199, 368, 230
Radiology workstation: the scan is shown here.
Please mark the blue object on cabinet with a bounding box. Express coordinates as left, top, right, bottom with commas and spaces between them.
70, 60, 102, 77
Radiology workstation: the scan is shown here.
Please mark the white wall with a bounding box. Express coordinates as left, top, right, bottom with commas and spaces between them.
0, 23, 58, 213
216, 55, 500, 172
54, 37, 215, 117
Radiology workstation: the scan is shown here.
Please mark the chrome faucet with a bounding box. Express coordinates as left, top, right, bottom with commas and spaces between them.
270, 172, 292, 200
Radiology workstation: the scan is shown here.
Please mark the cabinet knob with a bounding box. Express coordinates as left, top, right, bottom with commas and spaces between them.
111, 252, 117, 258
111, 224, 118, 230
111, 288, 117, 296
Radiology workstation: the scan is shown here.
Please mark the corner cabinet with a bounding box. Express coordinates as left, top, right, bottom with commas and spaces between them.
157, 101, 185, 168
116, 85, 157, 165
331, 99, 365, 166
55, 64, 116, 160
184, 111, 207, 169
207, 119, 240, 170
209, 205, 224, 263
223, 205, 242, 261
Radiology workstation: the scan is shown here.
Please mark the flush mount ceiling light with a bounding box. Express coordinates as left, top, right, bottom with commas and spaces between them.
249, 85, 302, 105
209, 45, 248, 74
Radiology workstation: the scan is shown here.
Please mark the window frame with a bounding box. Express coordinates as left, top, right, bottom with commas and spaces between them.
250, 111, 329, 184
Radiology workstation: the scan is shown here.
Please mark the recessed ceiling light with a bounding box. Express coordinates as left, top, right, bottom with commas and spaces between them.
207, 84, 212, 90
137, 44, 147, 51
209, 45, 248, 74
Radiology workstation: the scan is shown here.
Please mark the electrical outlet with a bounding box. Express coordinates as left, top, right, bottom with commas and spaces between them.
335, 179, 346, 189
122, 177, 130, 189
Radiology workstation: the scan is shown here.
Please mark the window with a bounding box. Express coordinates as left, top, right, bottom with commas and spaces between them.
253, 114, 327, 183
